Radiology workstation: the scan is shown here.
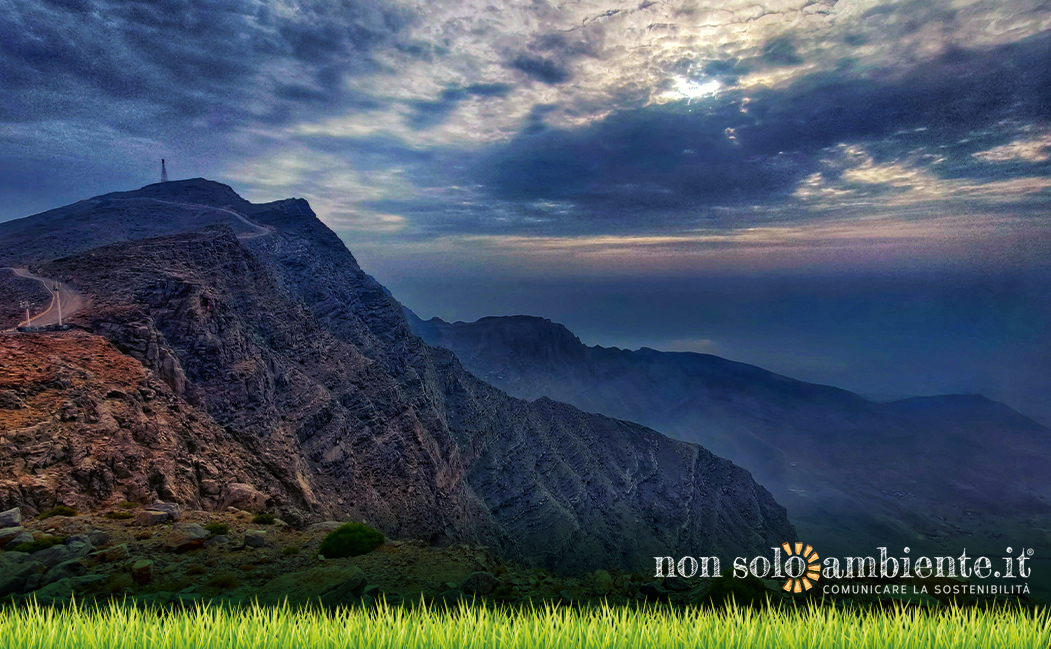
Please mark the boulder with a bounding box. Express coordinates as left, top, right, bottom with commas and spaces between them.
135, 510, 169, 526
65, 534, 92, 546
73, 574, 107, 592
0, 526, 25, 547
87, 530, 111, 547
458, 571, 499, 595
220, 483, 267, 513
150, 501, 182, 522
34, 540, 91, 570
39, 559, 87, 589
0, 552, 29, 568
0, 560, 44, 597
319, 566, 367, 607
131, 559, 153, 585
244, 529, 268, 548
199, 480, 221, 495
0, 507, 21, 529
163, 523, 209, 553
4, 532, 32, 550
103, 544, 130, 562
33, 578, 74, 602
593, 570, 614, 595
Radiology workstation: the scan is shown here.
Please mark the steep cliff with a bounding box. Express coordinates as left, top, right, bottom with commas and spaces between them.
0, 179, 795, 573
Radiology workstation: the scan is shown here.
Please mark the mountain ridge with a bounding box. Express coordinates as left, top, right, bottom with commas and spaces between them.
404, 309, 1051, 562
0, 179, 795, 574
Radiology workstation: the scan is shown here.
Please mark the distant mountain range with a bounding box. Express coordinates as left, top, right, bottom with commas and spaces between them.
406, 312, 1051, 562
0, 179, 793, 574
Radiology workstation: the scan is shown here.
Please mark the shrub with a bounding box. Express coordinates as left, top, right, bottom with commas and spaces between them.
12, 538, 64, 554
204, 522, 229, 536
697, 569, 773, 608
105, 572, 134, 593
185, 565, 207, 576
251, 513, 275, 525
38, 505, 77, 520
238, 564, 257, 572
206, 571, 240, 590
118, 501, 140, 509
318, 522, 385, 559
103, 511, 135, 520
281, 545, 300, 556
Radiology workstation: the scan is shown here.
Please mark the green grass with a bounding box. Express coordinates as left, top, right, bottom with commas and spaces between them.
0, 599, 1047, 649
204, 523, 229, 536
37, 505, 77, 520
10, 537, 65, 554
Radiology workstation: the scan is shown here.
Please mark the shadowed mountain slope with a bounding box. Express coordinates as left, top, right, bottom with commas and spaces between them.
0, 180, 795, 573
406, 312, 1051, 561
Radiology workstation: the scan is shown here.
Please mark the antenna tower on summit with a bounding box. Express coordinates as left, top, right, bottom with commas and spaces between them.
161, 159, 168, 183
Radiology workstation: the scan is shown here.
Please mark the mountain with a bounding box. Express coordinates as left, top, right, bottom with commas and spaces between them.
405, 312, 1051, 561
0, 179, 794, 574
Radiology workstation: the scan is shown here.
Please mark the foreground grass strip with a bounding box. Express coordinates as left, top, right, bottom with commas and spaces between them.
0, 599, 1048, 649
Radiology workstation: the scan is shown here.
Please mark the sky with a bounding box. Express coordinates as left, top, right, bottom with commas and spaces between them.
1, 0, 1050, 423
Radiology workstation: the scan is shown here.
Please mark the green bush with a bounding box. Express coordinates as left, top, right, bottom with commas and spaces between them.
204, 522, 229, 536
12, 536, 65, 554
281, 545, 300, 556
205, 571, 240, 590
318, 522, 384, 559
697, 569, 774, 608
118, 501, 140, 509
103, 511, 134, 520
251, 513, 275, 525
38, 505, 77, 519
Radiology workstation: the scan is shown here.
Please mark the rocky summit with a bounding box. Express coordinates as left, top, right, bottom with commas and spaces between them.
0, 179, 794, 575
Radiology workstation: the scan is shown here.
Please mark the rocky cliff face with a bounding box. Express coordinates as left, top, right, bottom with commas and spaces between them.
0, 179, 795, 573
406, 312, 1051, 560
0, 332, 285, 515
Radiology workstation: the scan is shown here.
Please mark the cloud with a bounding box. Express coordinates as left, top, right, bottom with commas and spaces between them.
3, 0, 1051, 271
510, 55, 571, 84
762, 36, 804, 66
0, 0, 411, 133
972, 134, 1051, 163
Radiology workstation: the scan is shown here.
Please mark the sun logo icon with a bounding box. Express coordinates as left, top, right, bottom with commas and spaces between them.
781, 542, 821, 593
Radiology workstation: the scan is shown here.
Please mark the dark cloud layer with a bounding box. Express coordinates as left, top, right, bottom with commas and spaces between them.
452, 32, 1051, 229
0, 0, 411, 132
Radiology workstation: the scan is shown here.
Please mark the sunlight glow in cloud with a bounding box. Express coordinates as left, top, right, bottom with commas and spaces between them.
661, 78, 722, 102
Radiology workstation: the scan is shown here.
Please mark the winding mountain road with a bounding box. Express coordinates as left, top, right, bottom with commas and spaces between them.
131, 198, 274, 239
2, 198, 269, 332
1, 267, 82, 329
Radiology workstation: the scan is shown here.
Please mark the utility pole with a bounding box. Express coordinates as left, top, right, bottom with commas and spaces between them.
54, 283, 62, 327
161, 159, 168, 183
19, 300, 30, 328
